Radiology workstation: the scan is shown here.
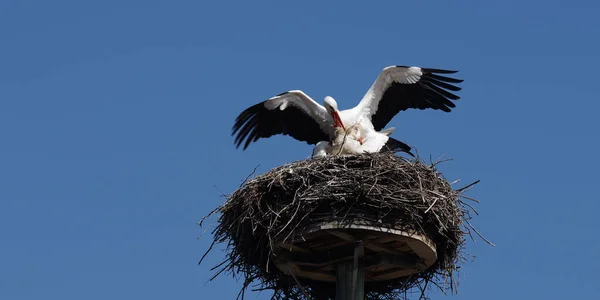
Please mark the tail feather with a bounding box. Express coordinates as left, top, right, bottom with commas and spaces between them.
381, 137, 415, 157
379, 127, 395, 136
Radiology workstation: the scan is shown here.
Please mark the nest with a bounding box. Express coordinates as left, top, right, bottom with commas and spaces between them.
199, 152, 488, 300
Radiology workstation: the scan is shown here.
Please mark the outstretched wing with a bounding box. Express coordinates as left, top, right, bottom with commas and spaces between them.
232, 90, 332, 149
354, 66, 463, 131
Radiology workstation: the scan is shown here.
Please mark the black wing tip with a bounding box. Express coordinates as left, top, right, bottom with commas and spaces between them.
422, 67, 459, 74
383, 137, 414, 156
450, 78, 464, 83
231, 101, 271, 150
232, 102, 261, 132
426, 73, 464, 84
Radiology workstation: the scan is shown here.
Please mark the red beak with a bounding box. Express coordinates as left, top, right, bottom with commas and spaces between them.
331, 111, 345, 130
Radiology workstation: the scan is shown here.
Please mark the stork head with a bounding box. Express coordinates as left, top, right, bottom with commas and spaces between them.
324, 96, 345, 130
324, 96, 338, 113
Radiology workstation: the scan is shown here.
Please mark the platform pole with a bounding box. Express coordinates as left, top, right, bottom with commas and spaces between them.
336, 240, 364, 300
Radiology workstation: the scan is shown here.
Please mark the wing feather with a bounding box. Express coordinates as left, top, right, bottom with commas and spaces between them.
232, 90, 332, 149
355, 66, 464, 131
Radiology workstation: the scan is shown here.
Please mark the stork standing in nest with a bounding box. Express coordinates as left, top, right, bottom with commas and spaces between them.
312, 122, 414, 158
232, 66, 463, 156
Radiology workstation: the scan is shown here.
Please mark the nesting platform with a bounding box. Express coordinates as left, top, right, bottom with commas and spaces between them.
275, 221, 437, 282
199, 153, 484, 300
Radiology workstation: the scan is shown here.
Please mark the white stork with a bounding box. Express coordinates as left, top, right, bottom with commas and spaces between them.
311, 125, 415, 158
232, 65, 463, 153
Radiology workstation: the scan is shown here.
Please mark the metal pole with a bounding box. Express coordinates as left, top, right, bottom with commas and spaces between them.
336, 241, 364, 300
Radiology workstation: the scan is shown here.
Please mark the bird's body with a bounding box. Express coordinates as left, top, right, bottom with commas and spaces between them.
312, 124, 415, 158
232, 65, 463, 155
330, 125, 363, 156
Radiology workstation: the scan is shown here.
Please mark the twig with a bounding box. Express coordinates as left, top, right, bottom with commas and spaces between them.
465, 219, 496, 246
424, 198, 439, 214
289, 270, 310, 299
240, 165, 260, 188
456, 180, 480, 192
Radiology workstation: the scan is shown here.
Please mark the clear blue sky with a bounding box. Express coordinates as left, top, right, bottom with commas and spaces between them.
1, 1, 599, 299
